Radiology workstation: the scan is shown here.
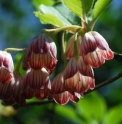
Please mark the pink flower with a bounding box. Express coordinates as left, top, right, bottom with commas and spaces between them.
2, 73, 26, 106
23, 33, 57, 70
0, 51, 14, 83
0, 77, 14, 100
65, 72, 95, 94
12, 73, 26, 106
22, 67, 51, 100
63, 56, 94, 80
80, 31, 114, 67
23, 68, 50, 90
66, 35, 81, 59
51, 72, 65, 94
49, 91, 81, 105
48, 72, 82, 105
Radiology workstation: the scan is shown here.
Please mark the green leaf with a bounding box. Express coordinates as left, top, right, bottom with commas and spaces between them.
55, 105, 86, 124
54, 3, 81, 25
63, 0, 83, 17
39, 4, 72, 26
103, 104, 122, 124
32, 0, 55, 9
92, 0, 113, 22
84, 0, 95, 14
76, 92, 107, 122
34, 11, 64, 27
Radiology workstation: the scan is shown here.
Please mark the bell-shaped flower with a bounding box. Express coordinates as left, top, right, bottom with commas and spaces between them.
64, 56, 94, 80
35, 83, 51, 100
2, 73, 26, 106
66, 35, 81, 59
23, 68, 50, 90
65, 72, 95, 94
80, 31, 114, 67
51, 72, 65, 94
0, 77, 14, 100
22, 87, 34, 99
0, 51, 14, 83
49, 91, 81, 105
12, 73, 26, 106
23, 33, 57, 70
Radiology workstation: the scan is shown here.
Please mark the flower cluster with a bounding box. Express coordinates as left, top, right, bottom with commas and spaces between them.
0, 31, 113, 106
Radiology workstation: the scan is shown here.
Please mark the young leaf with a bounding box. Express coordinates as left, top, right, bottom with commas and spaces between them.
92, 0, 113, 22
63, 0, 83, 17
34, 11, 64, 27
39, 4, 72, 26
54, 3, 81, 25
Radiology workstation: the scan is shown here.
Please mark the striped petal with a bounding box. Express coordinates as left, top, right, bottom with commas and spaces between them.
80, 32, 97, 55
0, 51, 14, 83
65, 72, 95, 94
64, 57, 78, 80
27, 52, 57, 70
50, 91, 69, 105
92, 31, 110, 50
64, 57, 94, 80
77, 56, 94, 77
66, 35, 82, 59
51, 72, 65, 94
23, 68, 50, 89
83, 49, 105, 68
100, 49, 114, 60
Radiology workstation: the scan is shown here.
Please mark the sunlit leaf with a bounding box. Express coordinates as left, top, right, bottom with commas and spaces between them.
92, 0, 113, 22
38, 4, 72, 26
34, 11, 64, 27
54, 3, 81, 25
32, 0, 55, 9
103, 104, 122, 124
63, 0, 83, 17
76, 92, 106, 122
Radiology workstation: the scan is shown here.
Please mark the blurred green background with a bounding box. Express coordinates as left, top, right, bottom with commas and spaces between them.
0, 0, 122, 124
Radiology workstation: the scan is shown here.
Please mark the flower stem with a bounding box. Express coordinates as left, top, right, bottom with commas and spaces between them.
14, 52, 26, 72
42, 25, 84, 35
4, 48, 26, 52
74, 33, 79, 59
62, 32, 67, 69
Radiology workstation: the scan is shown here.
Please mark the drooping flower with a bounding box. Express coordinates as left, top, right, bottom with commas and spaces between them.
23, 33, 57, 71
2, 73, 26, 106
65, 72, 95, 94
63, 56, 94, 80
66, 35, 81, 59
0, 51, 14, 83
22, 67, 51, 100
0, 77, 14, 100
50, 71, 89, 104
51, 72, 65, 94
80, 31, 114, 67
23, 68, 50, 90
49, 91, 81, 105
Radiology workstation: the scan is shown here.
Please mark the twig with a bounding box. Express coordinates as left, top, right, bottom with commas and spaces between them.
114, 52, 122, 62
85, 71, 122, 94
